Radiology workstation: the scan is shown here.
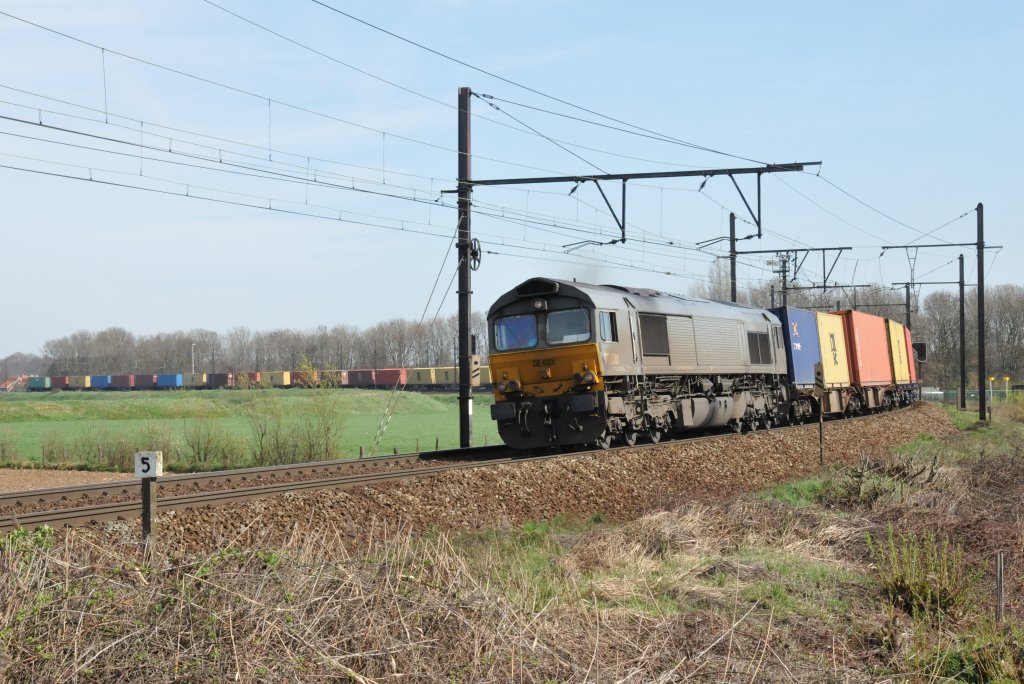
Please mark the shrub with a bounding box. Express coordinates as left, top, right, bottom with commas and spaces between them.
867, 525, 980, 620
0, 429, 20, 464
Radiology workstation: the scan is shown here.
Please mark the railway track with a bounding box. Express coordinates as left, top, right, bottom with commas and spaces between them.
0, 408, 907, 534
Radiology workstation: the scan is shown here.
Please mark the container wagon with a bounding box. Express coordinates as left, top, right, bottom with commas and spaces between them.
89, 375, 112, 390
110, 374, 134, 390
156, 373, 183, 389
236, 372, 262, 388
262, 371, 292, 388
182, 373, 207, 389
134, 374, 156, 390
209, 372, 235, 389
68, 375, 91, 390
290, 370, 318, 387
374, 368, 407, 387
319, 370, 348, 387
904, 328, 918, 385
839, 310, 894, 410
27, 377, 51, 391
407, 368, 436, 387
347, 369, 376, 387
49, 375, 69, 390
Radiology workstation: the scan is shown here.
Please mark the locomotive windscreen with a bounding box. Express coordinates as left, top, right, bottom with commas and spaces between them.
547, 309, 591, 345
494, 314, 538, 351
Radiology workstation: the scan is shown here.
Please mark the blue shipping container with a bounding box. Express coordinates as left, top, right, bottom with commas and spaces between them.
770, 306, 821, 387
89, 375, 112, 390
156, 373, 183, 388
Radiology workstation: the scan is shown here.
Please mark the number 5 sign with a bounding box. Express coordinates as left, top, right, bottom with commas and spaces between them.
135, 451, 164, 479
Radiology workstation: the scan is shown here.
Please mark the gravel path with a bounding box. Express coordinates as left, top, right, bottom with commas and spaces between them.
0, 469, 132, 493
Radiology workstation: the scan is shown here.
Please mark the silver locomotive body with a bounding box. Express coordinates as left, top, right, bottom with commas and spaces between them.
488, 278, 788, 450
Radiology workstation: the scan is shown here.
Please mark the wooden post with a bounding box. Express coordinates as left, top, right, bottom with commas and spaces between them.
996, 551, 1005, 624
814, 363, 825, 465
135, 451, 163, 552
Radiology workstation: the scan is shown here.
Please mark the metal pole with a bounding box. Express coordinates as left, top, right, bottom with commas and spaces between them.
729, 212, 737, 303
978, 203, 986, 422
904, 284, 911, 328
959, 254, 966, 410
457, 86, 473, 448
781, 257, 788, 306
190, 343, 195, 375
756, 172, 762, 238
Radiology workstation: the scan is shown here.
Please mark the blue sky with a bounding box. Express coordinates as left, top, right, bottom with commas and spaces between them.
0, 0, 1019, 357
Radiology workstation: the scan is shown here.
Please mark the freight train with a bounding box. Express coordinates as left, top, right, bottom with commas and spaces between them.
25, 366, 491, 392
487, 277, 918, 450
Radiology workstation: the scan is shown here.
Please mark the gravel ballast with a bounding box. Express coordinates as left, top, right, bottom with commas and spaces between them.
147, 403, 955, 556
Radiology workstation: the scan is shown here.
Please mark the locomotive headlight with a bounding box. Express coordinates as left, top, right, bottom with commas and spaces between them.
573, 372, 583, 384
583, 371, 596, 384
508, 379, 521, 391
496, 380, 509, 392
532, 299, 547, 310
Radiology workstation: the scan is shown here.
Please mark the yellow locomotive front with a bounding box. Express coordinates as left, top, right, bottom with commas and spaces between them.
488, 288, 608, 450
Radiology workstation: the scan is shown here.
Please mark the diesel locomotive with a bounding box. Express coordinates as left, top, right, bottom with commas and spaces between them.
487, 277, 917, 451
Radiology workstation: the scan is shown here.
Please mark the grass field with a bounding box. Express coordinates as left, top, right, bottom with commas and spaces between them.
0, 388, 501, 471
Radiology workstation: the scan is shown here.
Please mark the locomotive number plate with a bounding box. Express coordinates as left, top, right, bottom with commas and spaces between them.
532, 358, 556, 367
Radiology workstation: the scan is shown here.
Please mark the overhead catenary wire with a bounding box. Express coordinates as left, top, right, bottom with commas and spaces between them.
1, 9, 989, 302
307, 0, 767, 165
201, 0, 726, 175
0, 90, 735, 256
0, 9, 603, 179
0, 155, 728, 285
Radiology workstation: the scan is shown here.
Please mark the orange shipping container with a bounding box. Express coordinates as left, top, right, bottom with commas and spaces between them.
840, 310, 893, 386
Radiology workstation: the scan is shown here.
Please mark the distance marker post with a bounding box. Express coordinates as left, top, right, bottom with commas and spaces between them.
814, 363, 825, 464
135, 451, 163, 546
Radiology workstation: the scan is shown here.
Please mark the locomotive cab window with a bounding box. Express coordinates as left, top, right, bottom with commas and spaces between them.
600, 311, 618, 342
547, 308, 591, 345
494, 314, 538, 351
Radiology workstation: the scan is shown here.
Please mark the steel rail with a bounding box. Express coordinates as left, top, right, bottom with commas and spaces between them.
0, 406, 915, 533
0, 445, 511, 511
0, 456, 519, 533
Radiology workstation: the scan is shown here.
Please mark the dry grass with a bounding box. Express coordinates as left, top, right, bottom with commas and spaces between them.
9, 405, 1024, 682
0, 507, 890, 683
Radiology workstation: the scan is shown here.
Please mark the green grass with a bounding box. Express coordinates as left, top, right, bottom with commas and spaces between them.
0, 388, 501, 469
759, 477, 830, 507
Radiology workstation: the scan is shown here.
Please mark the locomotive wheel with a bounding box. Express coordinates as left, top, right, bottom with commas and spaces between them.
622, 430, 638, 447
595, 431, 614, 450
648, 428, 662, 444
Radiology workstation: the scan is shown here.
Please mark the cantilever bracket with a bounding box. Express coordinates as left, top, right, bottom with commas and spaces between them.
727, 172, 762, 236
589, 179, 627, 244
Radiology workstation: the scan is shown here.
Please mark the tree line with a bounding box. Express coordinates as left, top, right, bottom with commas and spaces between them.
3, 278, 1022, 391
27, 313, 488, 376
